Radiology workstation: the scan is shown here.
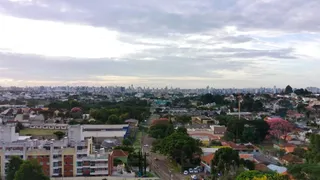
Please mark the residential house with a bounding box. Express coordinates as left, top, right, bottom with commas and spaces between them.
281, 154, 303, 165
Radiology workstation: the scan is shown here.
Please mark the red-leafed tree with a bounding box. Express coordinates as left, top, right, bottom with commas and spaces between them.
266, 118, 294, 140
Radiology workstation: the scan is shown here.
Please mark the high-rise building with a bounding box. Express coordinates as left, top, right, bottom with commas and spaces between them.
0, 125, 114, 178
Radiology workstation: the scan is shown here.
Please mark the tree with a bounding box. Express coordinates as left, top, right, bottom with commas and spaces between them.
14, 159, 49, 180
148, 124, 174, 139
107, 114, 121, 124
175, 115, 192, 124
7, 156, 23, 180
122, 138, 132, 146
153, 130, 202, 164
288, 164, 320, 180
225, 117, 269, 143
175, 127, 187, 135
240, 159, 255, 170
306, 134, 320, 163
266, 119, 294, 140
292, 147, 307, 158
53, 131, 65, 140
297, 103, 306, 113
284, 85, 293, 94
294, 88, 311, 96
236, 170, 288, 180
15, 122, 24, 133
211, 148, 240, 176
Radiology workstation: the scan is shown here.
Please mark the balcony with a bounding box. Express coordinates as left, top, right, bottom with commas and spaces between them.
90, 164, 108, 168
76, 149, 87, 154
52, 158, 61, 162
5, 150, 24, 155
90, 170, 108, 175
52, 149, 63, 154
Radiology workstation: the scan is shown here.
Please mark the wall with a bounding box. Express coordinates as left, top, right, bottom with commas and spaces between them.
51, 177, 160, 180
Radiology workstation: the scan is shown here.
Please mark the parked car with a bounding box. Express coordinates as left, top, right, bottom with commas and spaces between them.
193, 169, 199, 173
189, 168, 194, 174
191, 175, 198, 180
183, 170, 189, 175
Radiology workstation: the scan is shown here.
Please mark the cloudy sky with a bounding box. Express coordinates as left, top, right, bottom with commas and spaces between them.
0, 0, 319, 88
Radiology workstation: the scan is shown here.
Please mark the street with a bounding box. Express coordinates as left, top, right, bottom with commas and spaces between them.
141, 113, 186, 180
142, 135, 185, 180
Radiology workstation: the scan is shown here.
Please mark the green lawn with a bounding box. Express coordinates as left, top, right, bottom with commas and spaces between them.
20, 128, 65, 136
133, 131, 142, 150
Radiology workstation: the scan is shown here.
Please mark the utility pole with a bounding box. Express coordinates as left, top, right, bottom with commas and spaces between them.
143, 152, 147, 176
238, 95, 243, 120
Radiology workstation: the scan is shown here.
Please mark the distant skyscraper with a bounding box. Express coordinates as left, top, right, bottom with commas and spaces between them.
273, 86, 277, 94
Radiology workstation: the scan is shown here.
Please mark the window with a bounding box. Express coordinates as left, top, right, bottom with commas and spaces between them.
77, 169, 82, 173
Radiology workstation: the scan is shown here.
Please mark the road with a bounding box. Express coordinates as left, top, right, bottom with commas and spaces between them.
141, 113, 186, 180
142, 136, 185, 180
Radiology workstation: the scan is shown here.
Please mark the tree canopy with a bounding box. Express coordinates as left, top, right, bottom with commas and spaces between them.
14, 159, 49, 180
53, 131, 65, 140
199, 94, 226, 105
294, 88, 311, 96
152, 128, 202, 165
211, 148, 240, 176
266, 119, 294, 140
236, 170, 288, 180
306, 134, 320, 163
175, 115, 192, 124
288, 164, 320, 180
284, 85, 293, 94
148, 123, 174, 139
222, 116, 269, 143
7, 156, 23, 180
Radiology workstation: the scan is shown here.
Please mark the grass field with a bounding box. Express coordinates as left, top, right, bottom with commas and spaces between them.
133, 131, 142, 149
20, 128, 66, 136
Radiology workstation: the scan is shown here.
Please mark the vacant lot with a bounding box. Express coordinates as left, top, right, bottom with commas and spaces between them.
20, 128, 66, 136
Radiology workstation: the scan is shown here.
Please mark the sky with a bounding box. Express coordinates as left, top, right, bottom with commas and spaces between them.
0, 0, 319, 88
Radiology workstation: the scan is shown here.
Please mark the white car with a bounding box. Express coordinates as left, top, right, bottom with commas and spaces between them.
183, 170, 189, 175
144, 144, 149, 147
189, 168, 194, 173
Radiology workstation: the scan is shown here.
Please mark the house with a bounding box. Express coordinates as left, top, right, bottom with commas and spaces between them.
255, 163, 270, 172
267, 164, 287, 174
209, 125, 227, 136
221, 142, 260, 154
274, 143, 296, 153
108, 149, 130, 176
188, 131, 221, 145
151, 118, 169, 126
192, 116, 216, 124
125, 119, 139, 126
200, 153, 214, 173
281, 154, 303, 165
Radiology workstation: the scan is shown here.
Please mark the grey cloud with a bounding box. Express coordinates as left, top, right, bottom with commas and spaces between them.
1, 0, 319, 36
0, 52, 239, 81
221, 35, 254, 43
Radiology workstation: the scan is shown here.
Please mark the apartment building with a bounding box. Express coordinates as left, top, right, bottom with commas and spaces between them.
0, 125, 110, 178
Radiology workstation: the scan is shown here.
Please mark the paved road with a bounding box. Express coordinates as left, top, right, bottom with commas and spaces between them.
140, 113, 186, 180
142, 136, 184, 180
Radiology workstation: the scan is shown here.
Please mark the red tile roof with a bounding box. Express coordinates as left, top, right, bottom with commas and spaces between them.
240, 154, 254, 160
281, 154, 303, 164
201, 154, 214, 165
111, 149, 129, 157
255, 163, 269, 172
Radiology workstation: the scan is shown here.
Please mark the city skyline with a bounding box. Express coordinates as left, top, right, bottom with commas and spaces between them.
0, 0, 320, 88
